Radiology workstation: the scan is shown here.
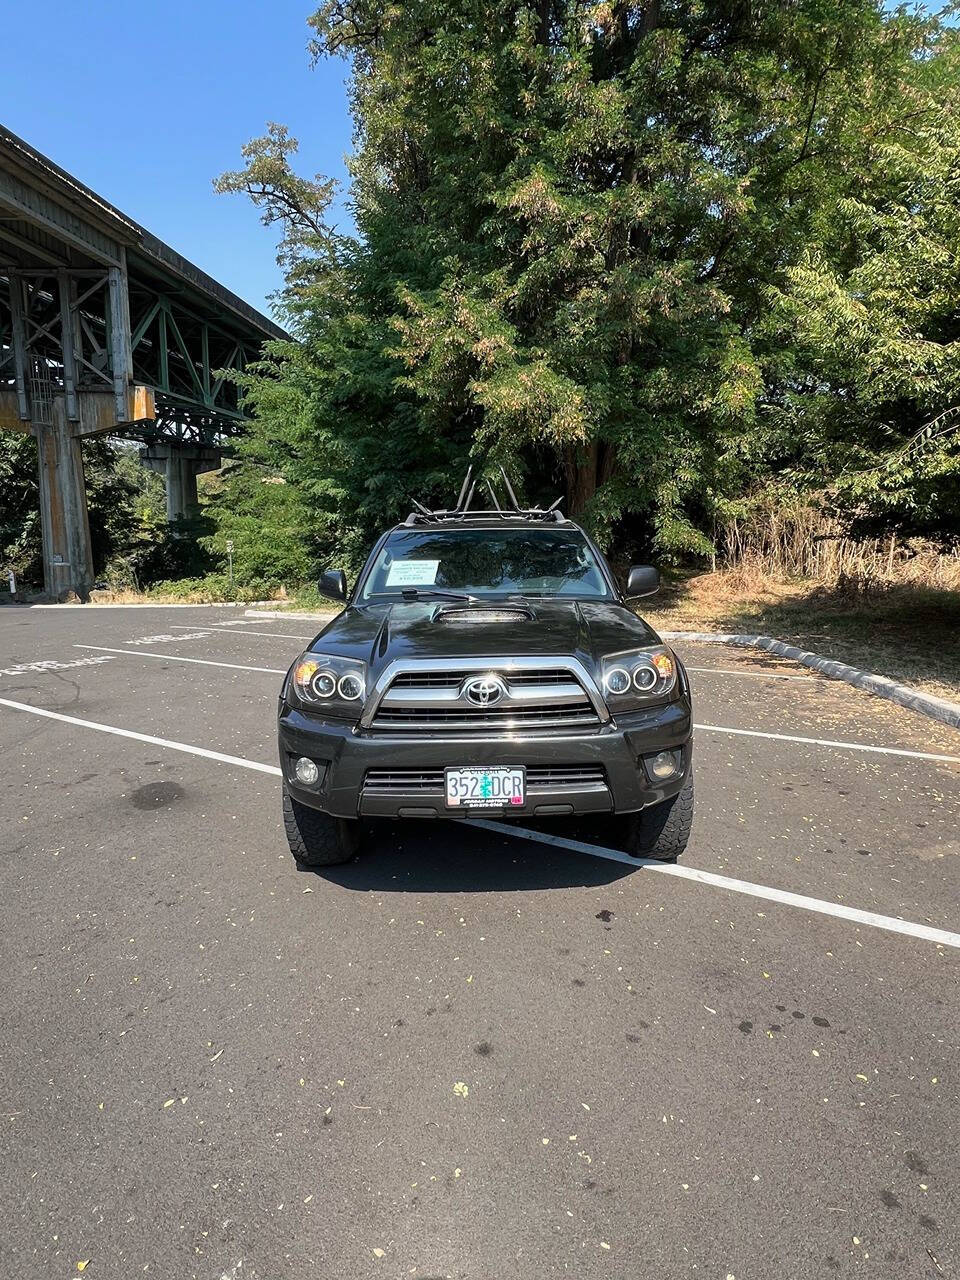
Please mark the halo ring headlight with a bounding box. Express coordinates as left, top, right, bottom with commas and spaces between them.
633, 662, 657, 691
603, 666, 632, 695
337, 672, 364, 701
601, 645, 677, 706
312, 670, 337, 698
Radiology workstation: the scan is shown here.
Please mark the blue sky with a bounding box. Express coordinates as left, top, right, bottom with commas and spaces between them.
3, 0, 353, 317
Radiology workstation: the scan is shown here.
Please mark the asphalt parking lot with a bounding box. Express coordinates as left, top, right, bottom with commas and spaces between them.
1, 603, 957, 1280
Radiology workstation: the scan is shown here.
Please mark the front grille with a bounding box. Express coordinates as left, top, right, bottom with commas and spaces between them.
388, 667, 574, 689
526, 765, 607, 787
505, 669, 572, 686
391, 672, 462, 689
371, 704, 598, 729
369, 663, 602, 733
364, 765, 608, 793
364, 770, 447, 791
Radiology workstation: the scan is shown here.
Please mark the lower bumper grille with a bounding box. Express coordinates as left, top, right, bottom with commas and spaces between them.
363, 765, 608, 793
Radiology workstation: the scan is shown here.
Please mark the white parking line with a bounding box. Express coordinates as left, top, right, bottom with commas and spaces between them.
687, 666, 818, 682
170, 624, 314, 641
0, 695, 284, 774
468, 820, 960, 950
693, 722, 960, 764
73, 644, 286, 675
0, 693, 956, 948
125, 631, 214, 645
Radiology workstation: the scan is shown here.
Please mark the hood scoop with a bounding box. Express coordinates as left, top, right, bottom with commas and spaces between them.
435, 605, 533, 624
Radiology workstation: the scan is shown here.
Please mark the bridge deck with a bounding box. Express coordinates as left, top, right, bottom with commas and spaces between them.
0, 122, 285, 445
0, 123, 286, 595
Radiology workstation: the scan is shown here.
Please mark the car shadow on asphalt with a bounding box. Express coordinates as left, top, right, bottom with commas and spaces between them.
308, 816, 636, 893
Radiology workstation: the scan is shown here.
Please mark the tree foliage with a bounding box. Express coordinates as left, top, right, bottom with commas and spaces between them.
0, 436, 214, 590
216, 1, 960, 569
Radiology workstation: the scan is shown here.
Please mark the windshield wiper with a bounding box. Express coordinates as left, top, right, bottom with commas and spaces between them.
400, 587, 478, 604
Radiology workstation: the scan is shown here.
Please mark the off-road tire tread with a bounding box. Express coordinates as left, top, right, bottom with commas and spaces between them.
282, 785, 359, 866
630, 767, 694, 862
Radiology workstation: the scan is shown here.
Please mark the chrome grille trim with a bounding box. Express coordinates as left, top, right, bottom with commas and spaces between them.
370, 706, 598, 730
380, 681, 587, 709
360, 655, 610, 732
388, 667, 573, 688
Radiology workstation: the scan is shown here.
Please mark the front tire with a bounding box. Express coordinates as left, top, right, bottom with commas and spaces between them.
623, 767, 694, 863
282, 785, 362, 866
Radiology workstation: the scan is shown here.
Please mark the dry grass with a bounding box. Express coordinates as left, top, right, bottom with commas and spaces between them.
645, 569, 960, 703
88, 588, 149, 604
718, 507, 960, 591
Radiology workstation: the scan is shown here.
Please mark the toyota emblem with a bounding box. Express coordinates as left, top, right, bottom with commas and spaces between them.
463, 675, 506, 707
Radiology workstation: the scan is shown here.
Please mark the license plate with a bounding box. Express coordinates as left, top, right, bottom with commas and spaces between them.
445, 766, 525, 808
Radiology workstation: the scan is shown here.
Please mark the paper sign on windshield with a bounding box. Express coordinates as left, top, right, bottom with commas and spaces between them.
385, 559, 440, 587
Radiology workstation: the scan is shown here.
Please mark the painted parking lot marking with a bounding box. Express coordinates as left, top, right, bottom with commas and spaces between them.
170, 623, 315, 641
74, 644, 286, 676
26, 603, 238, 610
0, 655, 115, 679
0, 692, 956, 951
686, 666, 818, 682
693, 721, 960, 765
0, 695, 284, 775
124, 631, 215, 645
468, 819, 960, 951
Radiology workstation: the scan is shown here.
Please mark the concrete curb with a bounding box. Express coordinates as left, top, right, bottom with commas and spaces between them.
660, 630, 960, 732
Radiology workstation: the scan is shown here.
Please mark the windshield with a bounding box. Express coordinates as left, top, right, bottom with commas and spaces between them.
359, 527, 611, 600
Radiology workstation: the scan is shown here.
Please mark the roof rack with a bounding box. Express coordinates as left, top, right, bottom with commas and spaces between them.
404, 466, 566, 526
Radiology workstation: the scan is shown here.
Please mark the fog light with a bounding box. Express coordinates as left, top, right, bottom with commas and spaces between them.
294, 756, 320, 786
646, 750, 680, 781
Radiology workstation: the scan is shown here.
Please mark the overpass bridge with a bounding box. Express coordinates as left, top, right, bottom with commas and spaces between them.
0, 124, 285, 598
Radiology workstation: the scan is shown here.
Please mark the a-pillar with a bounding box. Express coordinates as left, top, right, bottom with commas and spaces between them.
139, 443, 221, 523
35, 399, 95, 600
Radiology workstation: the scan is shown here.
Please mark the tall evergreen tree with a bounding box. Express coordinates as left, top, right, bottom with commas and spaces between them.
217, 1, 959, 568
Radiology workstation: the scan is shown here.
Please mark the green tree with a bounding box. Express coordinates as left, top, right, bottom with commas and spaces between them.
200, 458, 315, 582
0, 435, 163, 589
767, 18, 960, 539
218, 1, 960, 566
0, 433, 43, 585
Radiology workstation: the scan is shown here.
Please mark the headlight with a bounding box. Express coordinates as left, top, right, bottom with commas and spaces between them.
600, 646, 677, 708
291, 652, 367, 717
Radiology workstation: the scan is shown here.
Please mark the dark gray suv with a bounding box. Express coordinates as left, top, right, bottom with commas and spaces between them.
277, 474, 693, 866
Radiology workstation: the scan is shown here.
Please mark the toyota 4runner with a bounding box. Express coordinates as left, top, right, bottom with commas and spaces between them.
278, 471, 693, 867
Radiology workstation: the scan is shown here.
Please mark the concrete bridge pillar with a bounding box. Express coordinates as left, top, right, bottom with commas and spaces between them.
35, 401, 95, 600
139, 443, 221, 523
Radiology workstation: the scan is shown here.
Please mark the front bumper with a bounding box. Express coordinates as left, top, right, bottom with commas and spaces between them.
278, 696, 692, 820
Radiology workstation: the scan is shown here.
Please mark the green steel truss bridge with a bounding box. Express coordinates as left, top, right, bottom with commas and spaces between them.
0, 123, 285, 597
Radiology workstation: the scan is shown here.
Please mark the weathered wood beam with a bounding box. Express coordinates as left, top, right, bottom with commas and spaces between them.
7, 274, 30, 419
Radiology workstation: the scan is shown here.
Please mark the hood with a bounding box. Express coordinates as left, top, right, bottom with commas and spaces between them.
309, 599, 661, 680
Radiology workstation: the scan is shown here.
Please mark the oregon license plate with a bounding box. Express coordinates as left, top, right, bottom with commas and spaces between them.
445, 766, 525, 808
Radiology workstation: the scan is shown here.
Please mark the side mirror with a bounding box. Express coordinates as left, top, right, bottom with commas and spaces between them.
625, 565, 660, 599
318, 568, 348, 602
